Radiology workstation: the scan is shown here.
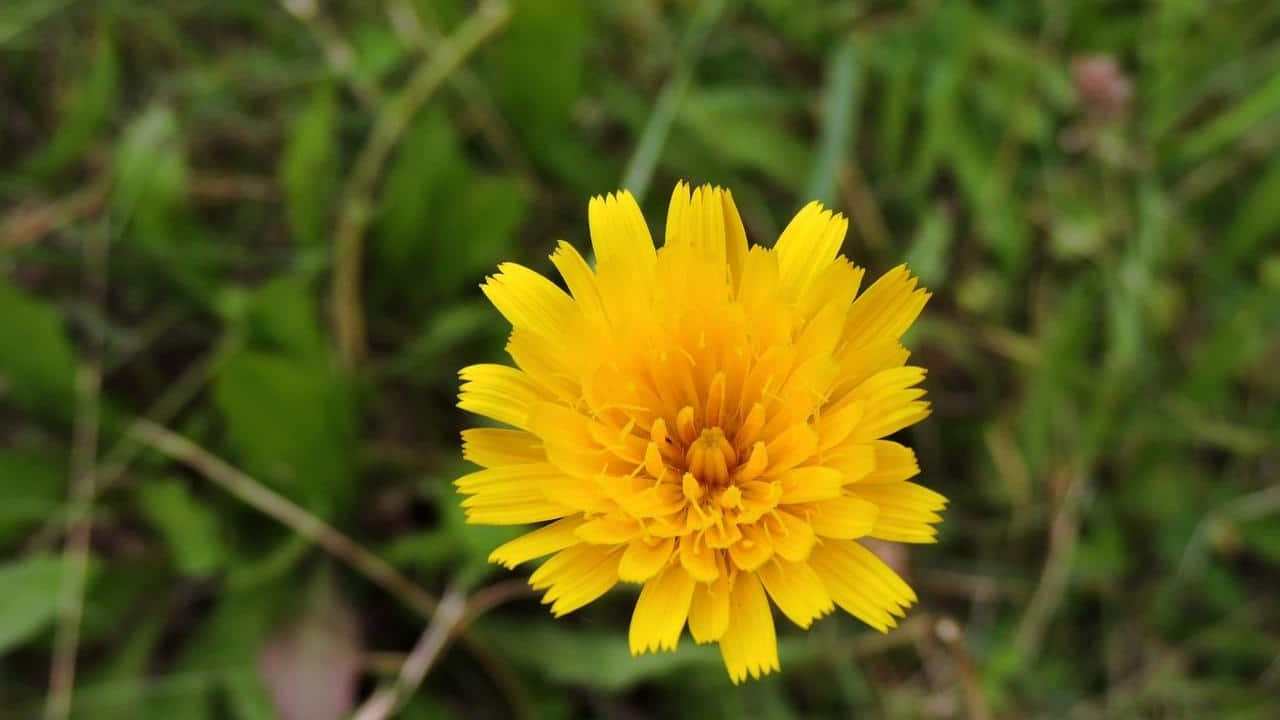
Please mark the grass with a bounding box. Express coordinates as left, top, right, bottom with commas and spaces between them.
2, 1, 1279, 718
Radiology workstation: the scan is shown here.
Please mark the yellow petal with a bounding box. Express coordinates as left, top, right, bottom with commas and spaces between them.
803, 495, 878, 539
728, 524, 774, 571
530, 544, 622, 617
832, 338, 910, 398
550, 240, 608, 326
688, 573, 731, 643
457, 364, 545, 431
773, 202, 848, 299
629, 564, 695, 655
764, 423, 818, 475
853, 482, 947, 544
588, 191, 656, 287
810, 539, 916, 632
461, 428, 544, 468
721, 190, 749, 294
862, 441, 921, 484
489, 516, 585, 568
719, 572, 780, 684
843, 264, 930, 349
618, 536, 675, 582
679, 536, 720, 582
576, 514, 643, 545
758, 558, 834, 629
463, 499, 575, 526
824, 443, 876, 484
768, 510, 816, 562
776, 466, 844, 505
481, 262, 577, 340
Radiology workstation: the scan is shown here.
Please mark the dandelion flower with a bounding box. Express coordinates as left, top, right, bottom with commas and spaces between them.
457, 183, 944, 683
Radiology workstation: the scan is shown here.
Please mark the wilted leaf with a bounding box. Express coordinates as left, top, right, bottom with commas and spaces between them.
259, 570, 362, 720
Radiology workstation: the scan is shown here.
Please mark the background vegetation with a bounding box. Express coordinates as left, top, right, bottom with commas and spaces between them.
3, 1, 1279, 718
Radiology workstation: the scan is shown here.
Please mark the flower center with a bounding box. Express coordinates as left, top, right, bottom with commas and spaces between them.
685, 427, 737, 488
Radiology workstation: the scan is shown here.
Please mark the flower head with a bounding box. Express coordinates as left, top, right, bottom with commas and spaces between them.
457, 183, 944, 683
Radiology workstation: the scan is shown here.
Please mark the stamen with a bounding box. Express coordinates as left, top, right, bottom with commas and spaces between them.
732, 442, 768, 484
676, 406, 698, 445
736, 402, 766, 452
644, 442, 666, 480
719, 485, 742, 509
705, 371, 726, 428
686, 428, 735, 487
682, 472, 703, 502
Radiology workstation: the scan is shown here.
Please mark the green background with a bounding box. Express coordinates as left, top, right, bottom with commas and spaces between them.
3, 0, 1279, 718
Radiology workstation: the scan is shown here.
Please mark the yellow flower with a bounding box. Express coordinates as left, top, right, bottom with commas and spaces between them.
456, 183, 944, 683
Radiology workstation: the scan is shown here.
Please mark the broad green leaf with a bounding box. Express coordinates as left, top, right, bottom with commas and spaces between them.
213, 350, 355, 516
486, 0, 587, 151
375, 110, 467, 297
0, 280, 77, 418
430, 174, 527, 296
376, 110, 527, 303
0, 554, 64, 654
137, 479, 228, 577
0, 0, 71, 46
679, 89, 810, 189
280, 84, 340, 248
0, 449, 64, 545
241, 273, 325, 358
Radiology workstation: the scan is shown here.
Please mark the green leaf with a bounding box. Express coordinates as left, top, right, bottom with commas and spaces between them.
1225, 156, 1280, 266
486, 0, 587, 150
0, 0, 71, 46
431, 175, 527, 296
806, 40, 860, 206
137, 479, 228, 577
241, 273, 326, 358
280, 84, 340, 248
678, 89, 810, 189
0, 449, 64, 545
213, 350, 355, 516
114, 105, 189, 250
1177, 68, 1280, 164
477, 619, 723, 691
375, 110, 467, 292
0, 279, 77, 418
376, 111, 527, 302
904, 204, 954, 287
1240, 517, 1280, 564
24, 26, 118, 178
0, 554, 65, 654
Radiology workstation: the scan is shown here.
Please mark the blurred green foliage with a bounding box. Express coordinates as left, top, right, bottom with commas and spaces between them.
2, 1, 1279, 718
